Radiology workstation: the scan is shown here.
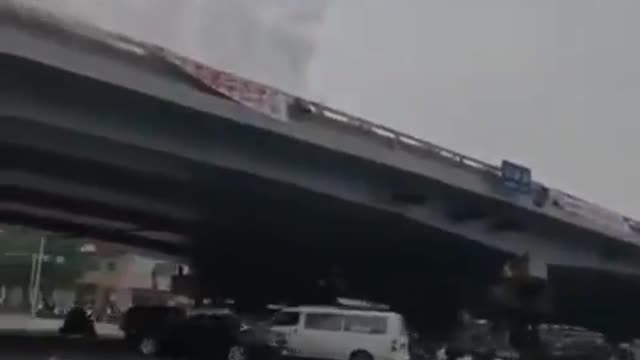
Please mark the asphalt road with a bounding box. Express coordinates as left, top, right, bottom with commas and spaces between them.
0, 333, 142, 359
0, 314, 121, 336
0, 313, 132, 359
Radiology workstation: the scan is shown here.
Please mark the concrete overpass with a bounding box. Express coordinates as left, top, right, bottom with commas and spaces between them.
2, 3, 640, 337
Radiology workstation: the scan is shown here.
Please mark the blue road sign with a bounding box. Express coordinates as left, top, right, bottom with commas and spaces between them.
500, 160, 532, 193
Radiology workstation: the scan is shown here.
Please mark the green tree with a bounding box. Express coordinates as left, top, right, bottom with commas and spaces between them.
0, 225, 97, 291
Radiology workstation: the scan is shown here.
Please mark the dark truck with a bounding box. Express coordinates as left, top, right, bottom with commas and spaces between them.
122, 306, 283, 359
120, 305, 186, 355
156, 308, 283, 360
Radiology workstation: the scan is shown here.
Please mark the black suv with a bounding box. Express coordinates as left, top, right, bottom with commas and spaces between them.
126, 307, 283, 359
120, 305, 186, 356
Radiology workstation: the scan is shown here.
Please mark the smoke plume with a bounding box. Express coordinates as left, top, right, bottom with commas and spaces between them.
19, 0, 331, 95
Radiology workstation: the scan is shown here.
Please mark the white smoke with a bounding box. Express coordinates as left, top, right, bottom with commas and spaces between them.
18, 0, 331, 96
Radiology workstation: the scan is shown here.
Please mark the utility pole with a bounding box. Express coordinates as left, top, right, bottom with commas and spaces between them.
30, 236, 46, 317
28, 254, 36, 305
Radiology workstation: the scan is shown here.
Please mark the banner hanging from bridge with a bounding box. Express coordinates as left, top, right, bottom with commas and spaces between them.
72, 15, 294, 122
154, 48, 292, 122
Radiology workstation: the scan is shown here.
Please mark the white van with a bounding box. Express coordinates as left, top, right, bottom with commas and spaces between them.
270, 305, 410, 360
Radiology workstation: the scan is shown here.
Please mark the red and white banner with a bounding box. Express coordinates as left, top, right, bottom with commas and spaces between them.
156, 49, 291, 122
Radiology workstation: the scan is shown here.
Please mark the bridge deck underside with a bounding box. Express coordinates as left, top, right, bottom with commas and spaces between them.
2, 139, 640, 337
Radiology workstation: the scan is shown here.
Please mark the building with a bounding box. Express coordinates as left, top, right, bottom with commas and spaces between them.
77, 242, 184, 317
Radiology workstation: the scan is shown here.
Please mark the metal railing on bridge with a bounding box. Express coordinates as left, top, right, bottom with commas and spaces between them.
11, 1, 500, 178
115, 33, 640, 243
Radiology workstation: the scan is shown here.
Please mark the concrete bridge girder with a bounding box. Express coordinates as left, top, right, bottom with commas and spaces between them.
0, 171, 199, 223
2, 13, 640, 279
0, 203, 185, 253
1, 58, 640, 277
2, 18, 626, 246
401, 203, 640, 276
0, 23, 503, 200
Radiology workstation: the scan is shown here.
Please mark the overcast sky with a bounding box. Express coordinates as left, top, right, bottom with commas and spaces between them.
25, 0, 640, 218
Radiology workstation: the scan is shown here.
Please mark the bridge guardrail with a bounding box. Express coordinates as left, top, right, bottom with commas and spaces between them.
150, 48, 502, 177
9, 1, 499, 177
288, 99, 502, 176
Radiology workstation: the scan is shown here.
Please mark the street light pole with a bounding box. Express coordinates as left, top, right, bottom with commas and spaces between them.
30, 236, 46, 317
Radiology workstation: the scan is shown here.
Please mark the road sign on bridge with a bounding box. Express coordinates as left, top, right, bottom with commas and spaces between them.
500, 160, 532, 193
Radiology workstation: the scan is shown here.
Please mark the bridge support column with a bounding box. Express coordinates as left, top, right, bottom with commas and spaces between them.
488, 253, 551, 353
527, 256, 548, 281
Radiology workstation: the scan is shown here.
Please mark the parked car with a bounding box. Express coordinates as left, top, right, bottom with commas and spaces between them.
120, 305, 186, 356
137, 307, 284, 360
539, 324, 612, 360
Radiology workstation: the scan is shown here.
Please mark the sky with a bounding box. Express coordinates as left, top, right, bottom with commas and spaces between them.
22, 0, 640, 218
23, 0, 330, 93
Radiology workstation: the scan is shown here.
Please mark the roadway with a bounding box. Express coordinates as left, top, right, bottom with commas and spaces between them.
0, 313, 134, 359
0, 334, 140, 359
0, 314, 121, 337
